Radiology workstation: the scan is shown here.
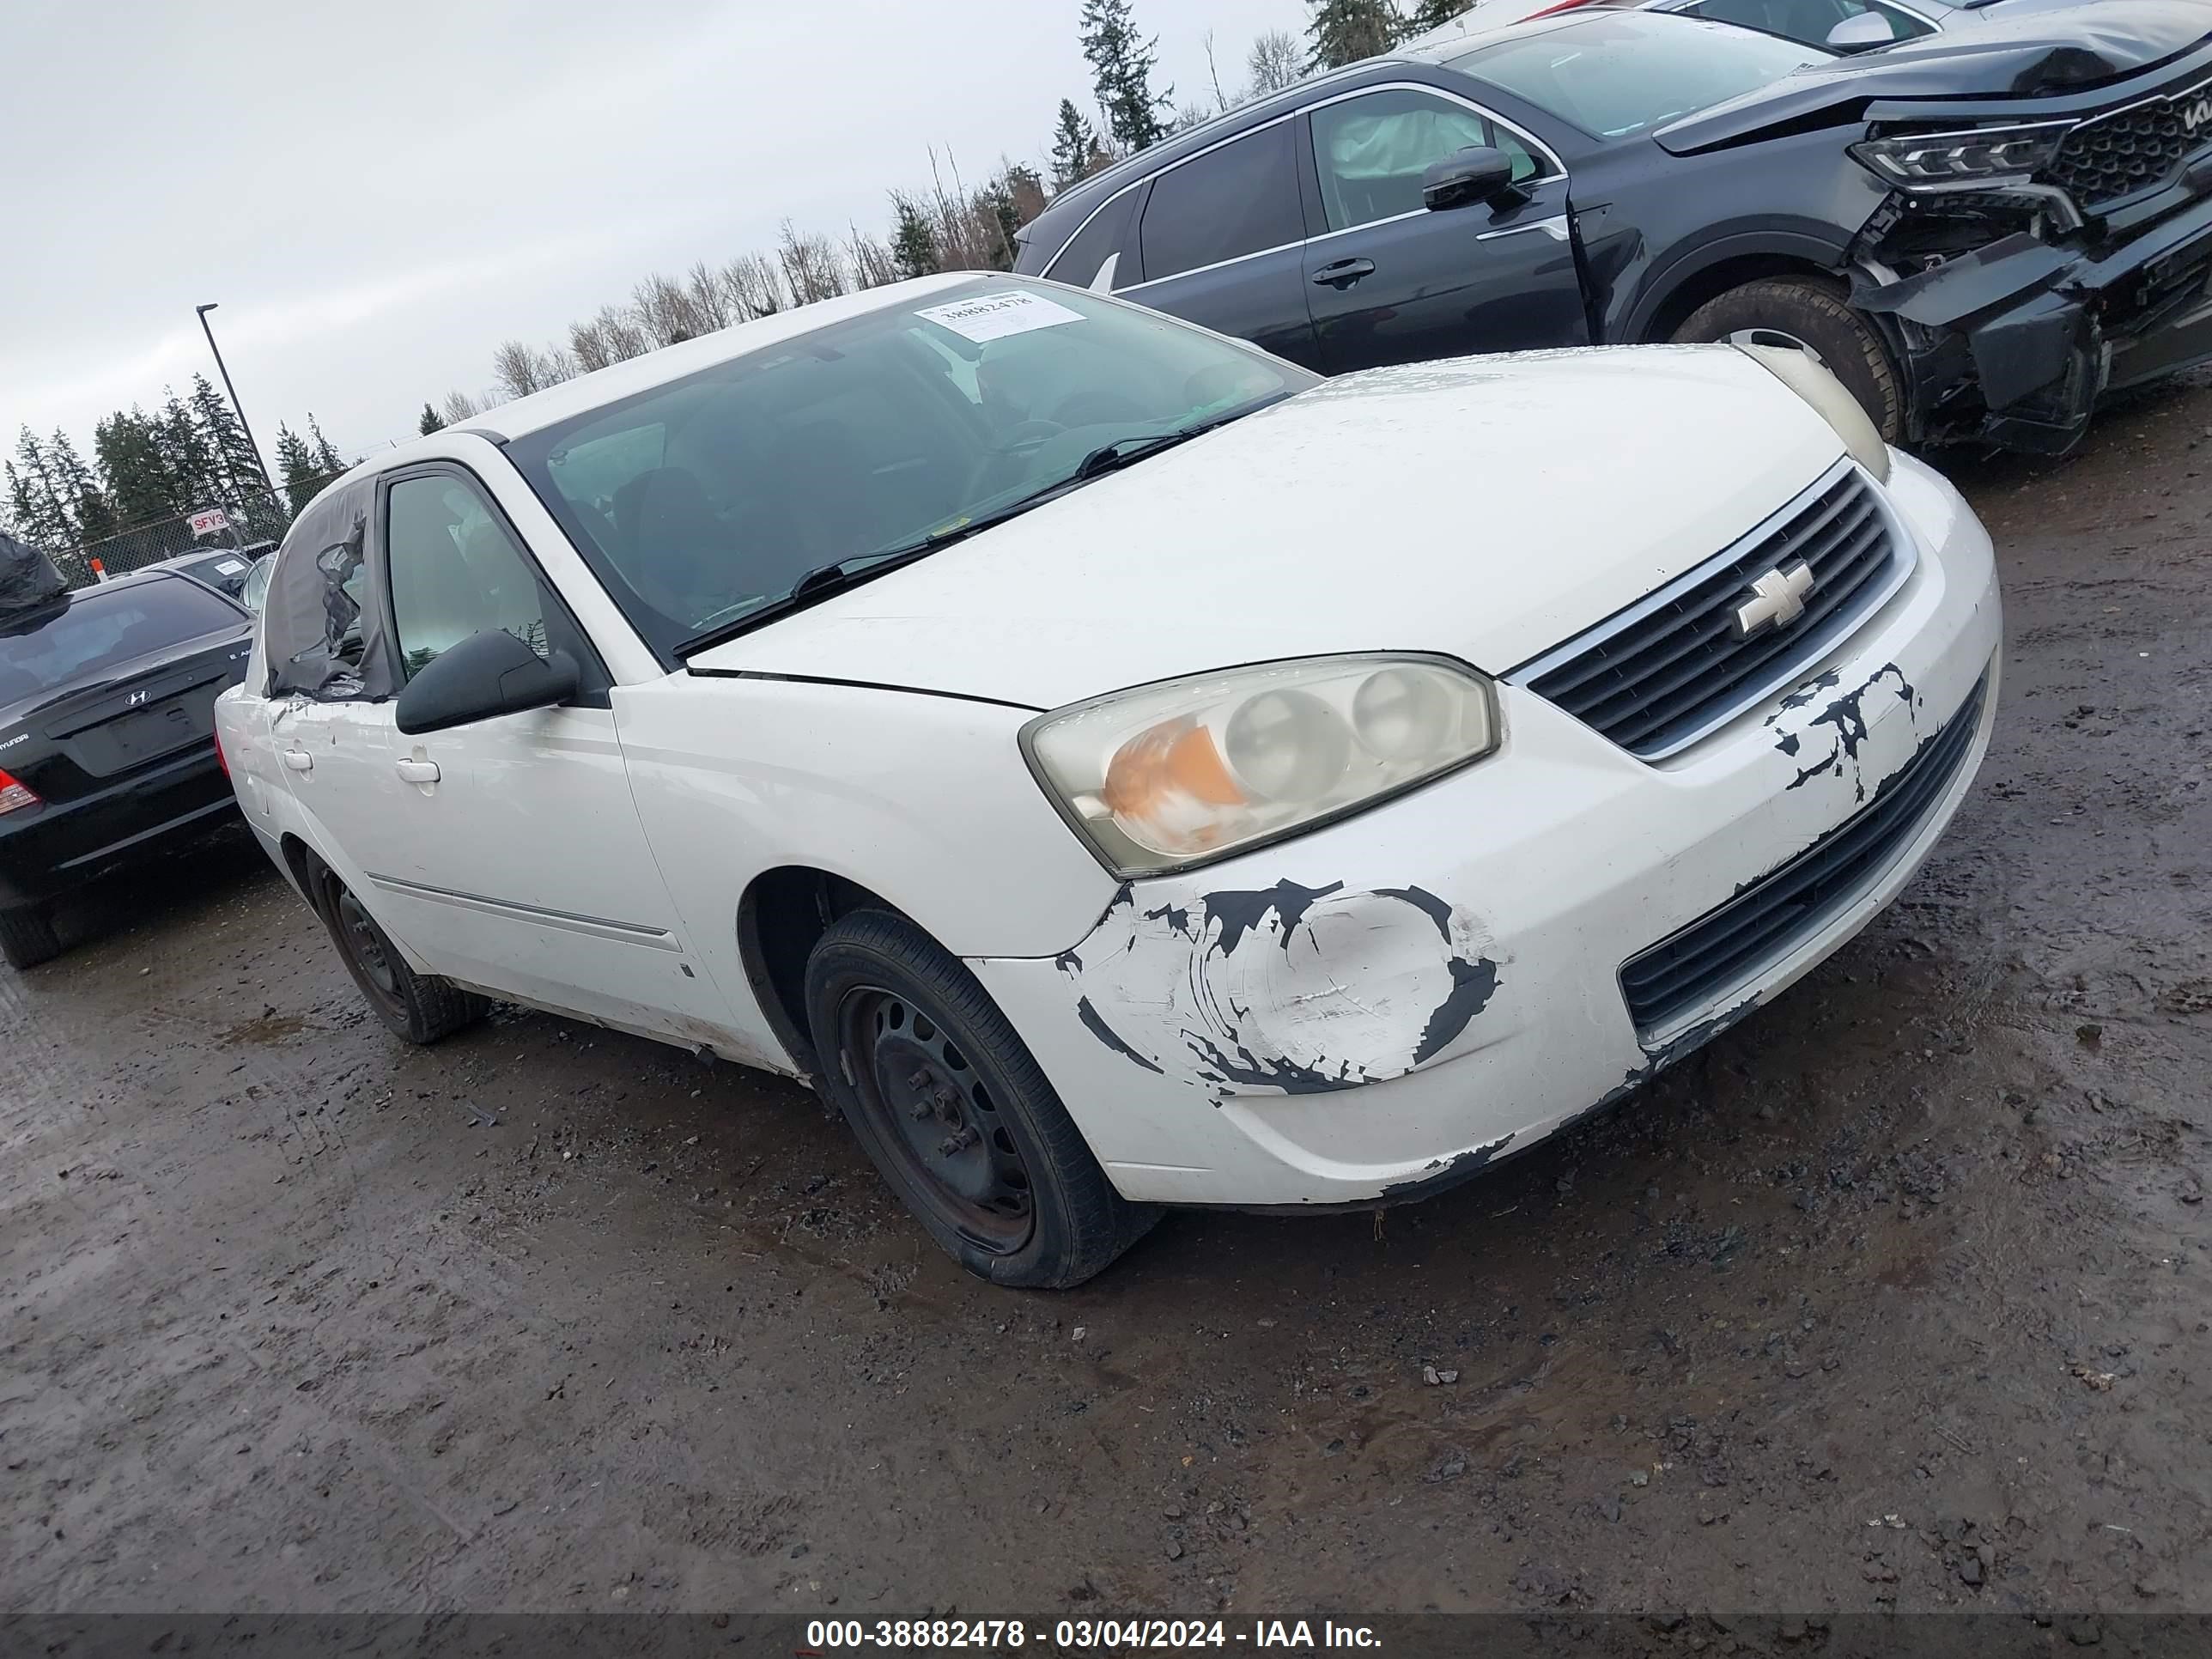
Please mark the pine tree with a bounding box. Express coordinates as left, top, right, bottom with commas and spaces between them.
307, 416, 347, 480
187, 374, 265, 501
94, 409, 181, 528
1080, 0, 1172, 155
418, 403, 447, 436
1050, 99, 1103, 191
1402, 0, 1466, 29
8, 428, 76, 548
46, 431, 113, 548
1307, 0, 1404, 69
274, 424, 321, 513
156, 391, 222, 509
889, 192, 940, 281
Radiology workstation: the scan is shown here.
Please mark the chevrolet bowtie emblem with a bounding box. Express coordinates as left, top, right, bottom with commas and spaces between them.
1735, 562, 1815, 637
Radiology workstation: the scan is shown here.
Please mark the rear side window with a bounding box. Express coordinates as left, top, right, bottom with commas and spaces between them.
1043, 187, 1144, 289
1138, 125, 1304, 283
0, 577, 241, 704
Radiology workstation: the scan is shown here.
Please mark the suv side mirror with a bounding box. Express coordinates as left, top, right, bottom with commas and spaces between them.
395, 628, 578, 735
1826, 12, 1895, 51
1423, 145, 1519, 212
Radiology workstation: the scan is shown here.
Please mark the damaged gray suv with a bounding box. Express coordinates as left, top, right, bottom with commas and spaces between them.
1012, 2, 2212, 453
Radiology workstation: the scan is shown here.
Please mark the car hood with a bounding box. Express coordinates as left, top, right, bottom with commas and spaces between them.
1658, 0, 2212, 155
689, 347, 1845, 710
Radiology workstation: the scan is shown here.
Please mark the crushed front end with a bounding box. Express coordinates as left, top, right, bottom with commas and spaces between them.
1848, 46, 2212, 452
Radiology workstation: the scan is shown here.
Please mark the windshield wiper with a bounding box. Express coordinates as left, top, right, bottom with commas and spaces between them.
1066, 397, 1291, 484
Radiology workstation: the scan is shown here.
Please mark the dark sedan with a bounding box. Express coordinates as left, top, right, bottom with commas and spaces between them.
1012, 2, 2212, 453
0, 570, 255, 967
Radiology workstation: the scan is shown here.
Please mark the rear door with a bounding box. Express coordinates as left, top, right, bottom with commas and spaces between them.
1121, 119, 1323, 368
1300, 84, 1588, 374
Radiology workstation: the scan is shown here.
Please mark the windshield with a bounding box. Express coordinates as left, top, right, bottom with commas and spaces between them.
1454, 14, 1829, 138
0, 576, 243, 705
504, 277, 1312, 659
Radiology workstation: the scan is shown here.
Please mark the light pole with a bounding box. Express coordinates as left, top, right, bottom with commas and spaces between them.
194, 302, 276, 500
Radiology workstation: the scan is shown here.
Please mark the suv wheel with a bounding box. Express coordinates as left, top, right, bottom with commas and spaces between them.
804, 909, 1157, 1288
1673, 276, 1905, 445
312, 868, 489, 1044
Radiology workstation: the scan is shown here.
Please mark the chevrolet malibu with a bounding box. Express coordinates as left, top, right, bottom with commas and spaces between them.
216, 273, 2001, 1287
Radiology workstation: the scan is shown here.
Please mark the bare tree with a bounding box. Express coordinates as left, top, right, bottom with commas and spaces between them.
720, 252, 787, 318
777, 219, 848, 304
569, 304, 649, 373
440, 389, 483, 425
633, 271, 710, 347
1171, 102, 1214, 134
846, 223, 899, 289
685, 260, 735, 331
489, 340, 574, 403
1247, 28, 1304, 95
1205, 29, 1231, 113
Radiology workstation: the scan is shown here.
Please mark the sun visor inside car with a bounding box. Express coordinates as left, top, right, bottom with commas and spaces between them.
262, 477, 398, 702
0, 530, 69, 617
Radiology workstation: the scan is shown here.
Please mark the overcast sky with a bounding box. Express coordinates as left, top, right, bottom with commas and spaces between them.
2, 0, 1307, 474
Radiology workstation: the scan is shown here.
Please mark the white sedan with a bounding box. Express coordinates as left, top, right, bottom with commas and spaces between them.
216, 273, 2000, 1287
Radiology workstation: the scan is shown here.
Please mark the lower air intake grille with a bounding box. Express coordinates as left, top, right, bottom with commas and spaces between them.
1618, 670, 1989, 1037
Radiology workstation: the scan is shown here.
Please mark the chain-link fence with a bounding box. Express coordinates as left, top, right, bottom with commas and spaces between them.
57, 474, 347, 588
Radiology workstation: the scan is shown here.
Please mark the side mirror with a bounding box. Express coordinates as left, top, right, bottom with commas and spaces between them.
395, 628, 578, 735
1423, 145, 1518, 212
1826, 12, 1895, 51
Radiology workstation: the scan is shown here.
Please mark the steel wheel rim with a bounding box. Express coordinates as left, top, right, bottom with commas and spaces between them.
838, 987, 1035, 1255
334, 888, 402, 1004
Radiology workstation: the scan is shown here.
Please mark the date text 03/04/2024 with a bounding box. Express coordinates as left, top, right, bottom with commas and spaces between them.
802, 1618, 1384, 1650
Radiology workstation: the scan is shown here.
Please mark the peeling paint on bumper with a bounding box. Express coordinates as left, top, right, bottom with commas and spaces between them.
969, 453, 2002, 1206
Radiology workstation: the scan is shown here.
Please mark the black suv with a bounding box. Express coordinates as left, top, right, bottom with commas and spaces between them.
1013, 3, 2212, 453
0, 570, 255, 966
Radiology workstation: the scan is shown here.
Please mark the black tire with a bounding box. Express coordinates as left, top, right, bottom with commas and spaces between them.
311, 867, 488, 1045
1672, 276, 1905, 446
0, 905, 62, 970
804, 909, 1157, 1289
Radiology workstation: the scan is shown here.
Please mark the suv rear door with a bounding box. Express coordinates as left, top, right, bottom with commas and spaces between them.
1121, 118, 1324, 368
1299, 83, 1589, 374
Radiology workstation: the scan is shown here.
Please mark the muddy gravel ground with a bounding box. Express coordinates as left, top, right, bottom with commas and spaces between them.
5, 383, 2211, 1625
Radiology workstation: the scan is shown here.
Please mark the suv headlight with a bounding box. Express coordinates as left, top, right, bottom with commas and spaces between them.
1850, 122, 2070, 189
1736, 343, 1891, 483
1021, 653, 1500, 878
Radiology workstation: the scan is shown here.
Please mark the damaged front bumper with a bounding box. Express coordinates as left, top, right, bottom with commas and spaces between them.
967, 453, 2002, 1207
1856, 190, 2212, 453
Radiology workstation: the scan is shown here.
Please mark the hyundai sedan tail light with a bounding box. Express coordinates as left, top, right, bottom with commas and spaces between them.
0, 768, 41, 814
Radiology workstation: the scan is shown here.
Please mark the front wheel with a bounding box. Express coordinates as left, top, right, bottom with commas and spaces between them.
312, 868, 488, 1044
804, 909, 1156, 1288
1672, 276, 1905, 446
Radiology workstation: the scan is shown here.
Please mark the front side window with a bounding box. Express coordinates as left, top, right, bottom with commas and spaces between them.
385, 474, 550, 678
1681, 0, 1932, 46
505, 278, 1313, 660
1453, 13, 1828, 138
1137, 124, 1304, 282
1310, 89, 1547, 231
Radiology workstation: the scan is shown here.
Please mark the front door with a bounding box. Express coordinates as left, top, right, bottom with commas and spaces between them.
302, 465, 733, 1041
1301, 86, 1589, 374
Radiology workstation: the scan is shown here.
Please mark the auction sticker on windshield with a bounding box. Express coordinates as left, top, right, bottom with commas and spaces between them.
916, 289, 1085, 343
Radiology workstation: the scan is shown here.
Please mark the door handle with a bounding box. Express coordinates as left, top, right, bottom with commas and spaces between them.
281, 747, 313, 773
1311, 258, 1376, 289
394, 757, 441, 785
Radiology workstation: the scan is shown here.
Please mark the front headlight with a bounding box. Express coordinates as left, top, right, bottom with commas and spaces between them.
1021, 653, 1500, 878
1736, 343, 1891, 483
1850, 122, 2070, 189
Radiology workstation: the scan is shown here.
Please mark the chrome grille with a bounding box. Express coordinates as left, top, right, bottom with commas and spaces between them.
2046, 77, 2212, 210
1513, 463, 1912, 761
